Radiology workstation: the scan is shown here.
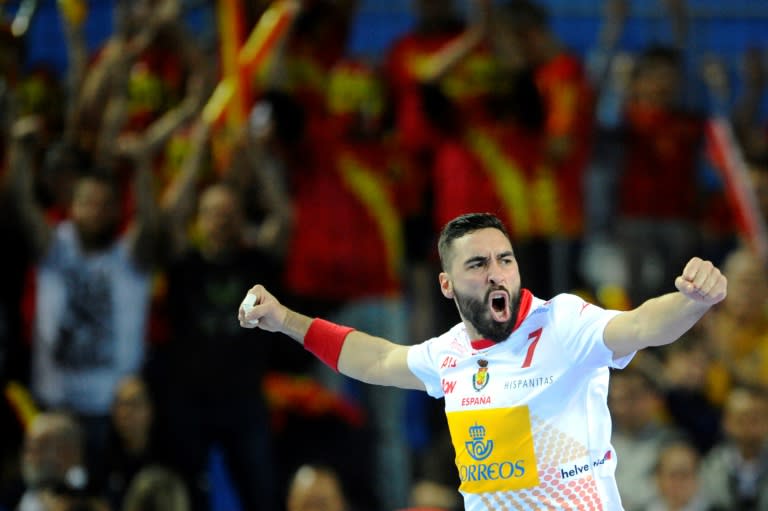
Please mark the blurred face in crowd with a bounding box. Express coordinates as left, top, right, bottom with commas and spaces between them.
608, 372, 659, 433
723, 388, 768, 460
287, 466, 346, 511
21, 415, 80, 489
663, 342, 711, 391
631, 59, 681, 108
196, 185, 244, 258
440, 228, 522, 343
112, 376, 153, 452
721, 248, 768, 323
655, 443, 701, 510
70, 177, 120, 251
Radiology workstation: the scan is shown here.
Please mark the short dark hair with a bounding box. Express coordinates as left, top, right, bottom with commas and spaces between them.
437, 213, 512, 270
497, 0, 550, 31
632, 45, 682, 81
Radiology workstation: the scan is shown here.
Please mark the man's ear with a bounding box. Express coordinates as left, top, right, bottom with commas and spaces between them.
439, 272, 453, 299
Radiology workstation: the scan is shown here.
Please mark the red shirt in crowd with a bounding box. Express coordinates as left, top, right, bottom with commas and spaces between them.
534, 52, 595, 236
432, 119, 543, 241
283, 127, 407, 301
619, 103, 705, 220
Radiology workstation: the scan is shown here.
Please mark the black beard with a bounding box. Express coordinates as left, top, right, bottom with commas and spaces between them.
76, 223, 117, 252
454, 286, 521, 343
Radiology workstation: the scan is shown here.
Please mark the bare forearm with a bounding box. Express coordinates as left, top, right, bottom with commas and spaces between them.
634, 292, 710, 346
280, 311, 417, 387
241, 286, 424, 390
605, 292, 711, 357
281, 310, 313, 343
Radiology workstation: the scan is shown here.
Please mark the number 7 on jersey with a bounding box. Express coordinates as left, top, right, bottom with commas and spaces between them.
521, 327, 543, 368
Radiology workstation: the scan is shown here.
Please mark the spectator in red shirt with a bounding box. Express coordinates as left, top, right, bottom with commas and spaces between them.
616, 46, 706, 305
282, 58, 414, 511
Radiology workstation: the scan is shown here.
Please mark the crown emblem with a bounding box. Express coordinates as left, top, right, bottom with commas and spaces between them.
466, 422, 494, 461
469, 423, 486, 440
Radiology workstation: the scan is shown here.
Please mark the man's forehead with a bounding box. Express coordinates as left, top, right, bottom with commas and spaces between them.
453, 228, 512, 252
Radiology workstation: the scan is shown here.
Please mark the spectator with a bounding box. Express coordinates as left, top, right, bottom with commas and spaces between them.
156, 119, 282, 511
98, 375, 166, 511
121, 465, 189, 511
641, 439, 713, 511
615, 44, 705, 305
700, 385, 768, 510
657, 332, 722, 454
279, 54, 414, 510
610, 366, 682, 511
383, 0, 471, 162
286, 464, 348, 511
72, 0, 205, 169
701, 246, 768, 404
16, 412, 104, 511
3, 116, 162, 482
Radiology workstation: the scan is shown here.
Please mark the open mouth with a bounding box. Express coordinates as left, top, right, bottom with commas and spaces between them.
488, 290, 511, 322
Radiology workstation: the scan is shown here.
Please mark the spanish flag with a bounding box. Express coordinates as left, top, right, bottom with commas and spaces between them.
706, 116, 768, 263
204, 0, 299, 127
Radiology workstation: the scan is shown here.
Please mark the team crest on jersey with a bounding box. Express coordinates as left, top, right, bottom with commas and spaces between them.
472, 359, 489, 391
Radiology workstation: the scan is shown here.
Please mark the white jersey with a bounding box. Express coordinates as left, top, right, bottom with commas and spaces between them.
407, 290, 634, 510
32, 221, 150, 414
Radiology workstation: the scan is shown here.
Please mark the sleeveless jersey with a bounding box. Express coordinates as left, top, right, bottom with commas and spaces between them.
32, 222, 150, 414
407, 292, 633, 510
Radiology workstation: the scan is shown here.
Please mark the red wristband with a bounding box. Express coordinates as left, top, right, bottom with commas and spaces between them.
303, 318, 355, 372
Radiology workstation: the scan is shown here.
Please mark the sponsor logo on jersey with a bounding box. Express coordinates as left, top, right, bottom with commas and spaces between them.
472, 359, 490, 391
503, 375, 554, 390
447, 407, 539, 493
440, 355, 458, 368
466, 423, 494, 460
558, 450, 613, 480
442, 379, 457, 394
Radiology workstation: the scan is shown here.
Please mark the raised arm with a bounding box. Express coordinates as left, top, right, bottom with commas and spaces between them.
238, 285, 425, 391
3, 117, 52, 259
159, 117, 211, 257
603, 257, 727, 359
414, 0, 490, 84
125, 148, 162, 270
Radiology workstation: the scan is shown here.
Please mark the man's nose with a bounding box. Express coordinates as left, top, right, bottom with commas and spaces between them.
488, 261, 505, 285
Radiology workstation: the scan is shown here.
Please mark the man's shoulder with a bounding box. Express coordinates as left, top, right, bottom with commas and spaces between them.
530, 293, 592, 317
414, 323, 469, 354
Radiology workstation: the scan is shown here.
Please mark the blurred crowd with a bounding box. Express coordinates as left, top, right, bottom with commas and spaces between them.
0, 0, 767, 510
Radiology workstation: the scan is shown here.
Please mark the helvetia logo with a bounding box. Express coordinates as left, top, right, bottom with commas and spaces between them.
472, 359, 490, 391
559, 450, 613, 480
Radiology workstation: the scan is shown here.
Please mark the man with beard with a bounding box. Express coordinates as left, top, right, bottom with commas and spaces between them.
237, 212, 728, 510
4, 118, 161, 489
